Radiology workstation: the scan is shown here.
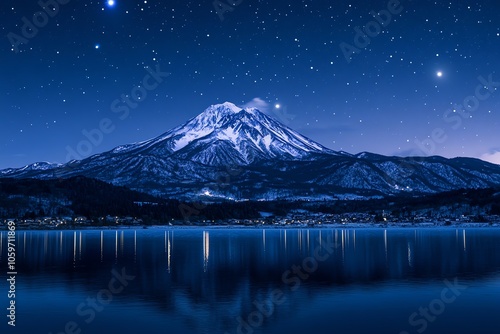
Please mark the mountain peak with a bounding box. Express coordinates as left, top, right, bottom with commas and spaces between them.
202, 102, 244, 118
3, 101, 500, 200
100, 102, 334, 165
218, 101, 243, 113
151, 101, 335, 164
206, 102, 261, 116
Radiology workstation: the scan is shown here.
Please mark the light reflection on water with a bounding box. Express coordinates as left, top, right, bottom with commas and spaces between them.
1, 228, 500, 334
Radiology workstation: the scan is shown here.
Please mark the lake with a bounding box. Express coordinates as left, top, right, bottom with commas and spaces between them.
1, 227, 500, 334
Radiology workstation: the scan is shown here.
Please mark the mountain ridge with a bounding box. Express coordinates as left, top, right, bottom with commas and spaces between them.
2, 102, 500, 200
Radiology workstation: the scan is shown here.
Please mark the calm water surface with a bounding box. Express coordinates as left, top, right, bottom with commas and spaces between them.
1, 228, 500, 334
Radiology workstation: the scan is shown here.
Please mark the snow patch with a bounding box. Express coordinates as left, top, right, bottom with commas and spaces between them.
173, 128, 213, 151
221, 102, 243, 113
262, 134, 272, 151
216, 126, 239, 145
113, 146, 128, 153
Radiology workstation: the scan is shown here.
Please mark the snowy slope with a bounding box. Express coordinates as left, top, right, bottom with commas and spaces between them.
105, 102, 337, 165
2, 102, 500, 200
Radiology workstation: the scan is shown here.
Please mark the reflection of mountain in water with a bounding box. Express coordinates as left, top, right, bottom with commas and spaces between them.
3, 228, 500, 333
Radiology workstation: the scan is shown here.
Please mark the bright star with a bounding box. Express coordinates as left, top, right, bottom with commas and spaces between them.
106, 0, 115, 7
95, 44, 100, 49
275, 103, 281, 109
437, 71, 443, 77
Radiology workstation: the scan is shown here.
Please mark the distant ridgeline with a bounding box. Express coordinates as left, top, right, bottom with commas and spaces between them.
3, 103, 500, 202
0, 176, 499, 224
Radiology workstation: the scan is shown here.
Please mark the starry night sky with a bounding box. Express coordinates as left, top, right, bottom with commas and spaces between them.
1, 0, 499, 169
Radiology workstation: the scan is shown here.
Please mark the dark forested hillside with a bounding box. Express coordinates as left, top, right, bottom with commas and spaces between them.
1, 176, 499, 224
0, 176, 177, 220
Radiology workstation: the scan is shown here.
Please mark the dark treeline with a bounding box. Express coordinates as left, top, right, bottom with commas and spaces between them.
0, 176, 180, 222
311, 188, 500, 217
0, 176, 286, 223
0, 176, 499, 223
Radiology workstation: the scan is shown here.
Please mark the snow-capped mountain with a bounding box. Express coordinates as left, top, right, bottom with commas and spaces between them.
108, 102, 337, 165
2, 102, 500, 200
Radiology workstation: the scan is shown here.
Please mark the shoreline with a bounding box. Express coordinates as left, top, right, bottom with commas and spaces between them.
1, 221, 499, 231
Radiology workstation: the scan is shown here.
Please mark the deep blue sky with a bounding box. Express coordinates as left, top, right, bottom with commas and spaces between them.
1, 0, 499, 169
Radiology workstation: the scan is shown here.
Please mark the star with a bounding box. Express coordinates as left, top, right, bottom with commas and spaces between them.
2, 0, 500, 170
